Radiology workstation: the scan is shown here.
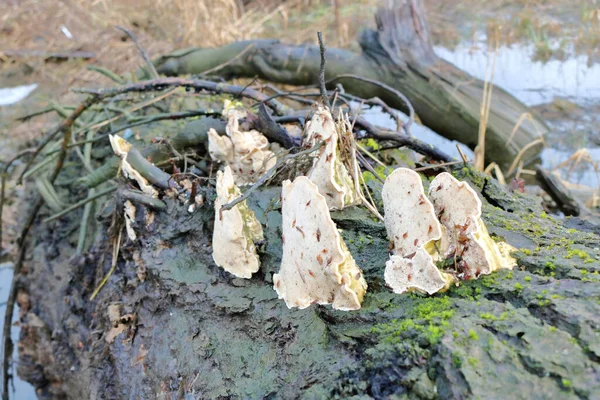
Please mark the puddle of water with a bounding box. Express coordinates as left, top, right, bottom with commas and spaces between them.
359, 42, 599, 190
434, 43, 600, 106
0, 84, 38, 107
0, 267, 37, 399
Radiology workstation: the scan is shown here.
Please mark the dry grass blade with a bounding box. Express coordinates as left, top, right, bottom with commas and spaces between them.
484, 162, 506, 185
506, 138, 545, 177
505, 112, 544, 147
116, 25, 158, 79
90, 229, 122, 301
474, 27, 499, 172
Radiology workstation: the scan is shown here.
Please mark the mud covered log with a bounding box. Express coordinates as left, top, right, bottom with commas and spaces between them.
149, 0, 548, 170
15, 166, 600, 399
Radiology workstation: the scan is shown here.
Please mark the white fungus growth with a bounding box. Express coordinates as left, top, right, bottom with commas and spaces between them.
208, 105, 276, 186
385, 249, 449, 295
273, 176, 367, 311
382, 168, 451, 295
124, 200, 137, 241
108, 134, 158, 198
428, 172, 516, 280
304, 106, 357, 210
212, 166, 264, 279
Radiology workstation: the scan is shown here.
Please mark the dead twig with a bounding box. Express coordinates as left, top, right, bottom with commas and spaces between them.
327, 74, 415, 133
73, 77, 289, 116
317, 32, 331, 109
352, 117, 452, 163
18, 98, 97, 183
116, 26, 158, 79
87, 65, 124, 84
122, 189, 167, 211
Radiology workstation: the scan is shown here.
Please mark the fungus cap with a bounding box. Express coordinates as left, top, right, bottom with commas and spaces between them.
273, 176, 367, 311
208, 107, 276, 186
304, 107, 357, 210
212, 166, 264, 278
381, 168, 450, 295
385, 250, 451, 295
382, 168, 442, 256
428, 172, 516, 279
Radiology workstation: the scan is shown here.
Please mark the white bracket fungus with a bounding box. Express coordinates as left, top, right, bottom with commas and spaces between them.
273, 176, 367, 311
382, 168, 451, 295
109, 134, 158, 198
428, 172, 516, 280
304, 106, 358, 210
212, 166, 264, 278
208, 106, 276, 186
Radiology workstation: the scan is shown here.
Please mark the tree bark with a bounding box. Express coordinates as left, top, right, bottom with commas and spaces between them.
148, 0, 548, 170
15, 167, 600, 399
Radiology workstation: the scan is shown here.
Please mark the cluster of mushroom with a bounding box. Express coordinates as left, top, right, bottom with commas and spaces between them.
208, 104, 516, 310
382, 169, 515, 295
211, 105, 367, 310
102, 101, 515, 312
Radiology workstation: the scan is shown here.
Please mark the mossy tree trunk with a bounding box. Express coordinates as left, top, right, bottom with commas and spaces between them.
16, 166, 600, 399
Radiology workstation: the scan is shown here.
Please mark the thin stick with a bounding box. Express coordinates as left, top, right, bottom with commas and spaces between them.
220, 142, 324, 215
76, 128, 98, 254
455, 144, 469, 163
327, 74, 415, 133
74, 88, 178, 135
73, 77, 289, 116
116, 26, 158, 79
317, 32, 331, 109
413, 160, 468, 171
474, 29, 499, 171
356, 143, 387, 168
17, 98, 96, 183
357, 152, 385, 183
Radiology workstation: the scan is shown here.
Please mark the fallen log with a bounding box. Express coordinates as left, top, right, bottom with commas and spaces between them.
148, 0, 548, 170
15, 166, 600, 399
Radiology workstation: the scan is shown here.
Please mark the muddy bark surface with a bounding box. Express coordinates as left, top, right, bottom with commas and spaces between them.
15, 163, 600, 399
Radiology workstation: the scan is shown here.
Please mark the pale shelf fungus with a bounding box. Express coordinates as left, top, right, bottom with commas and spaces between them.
382, 168, 452, 295
208, 102, 276, 186
212, 166, 264, 279
304, 106, 358, 210
428, 172, 516, 280
273, 176, 367, 311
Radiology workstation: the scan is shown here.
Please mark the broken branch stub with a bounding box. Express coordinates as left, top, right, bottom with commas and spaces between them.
273, 176, 367, 311
305, 106, 357, 210
109, 134, 158, 198
213, 166, 264, 279
382, 168, 450, 295
428, 172, 516, 280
